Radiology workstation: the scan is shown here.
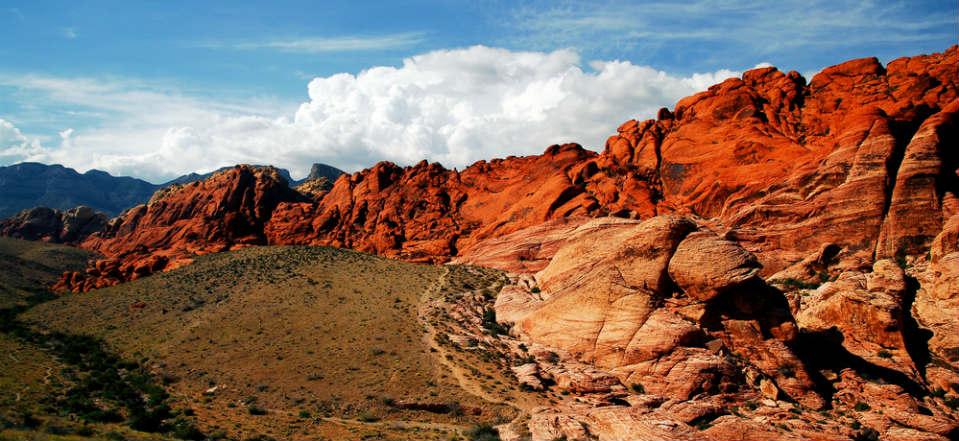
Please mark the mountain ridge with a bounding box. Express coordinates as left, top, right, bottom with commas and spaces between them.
49, 45, 958, 292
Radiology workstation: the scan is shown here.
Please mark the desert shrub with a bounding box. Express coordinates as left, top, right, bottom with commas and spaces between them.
853, 428, 880, 441
358, 412, 380, 423
481, 308, 510, 336
853, 402, 871, 412
247, 405, 267, 416
169, 417, 205, 440
877, 349, 892, 359
631, 383, 645, 394
466, 424, 500, 441
513, 355, 536, 366
895, 253, 909, 269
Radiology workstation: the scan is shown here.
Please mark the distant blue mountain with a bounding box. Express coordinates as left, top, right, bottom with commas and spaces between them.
0, 162, 160, 218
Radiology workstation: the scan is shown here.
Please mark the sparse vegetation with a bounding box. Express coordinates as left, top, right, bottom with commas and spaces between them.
775, 278, 820, 290
853, 427, 880, 441
0, 238, 202, 440
357, 412, 380, 423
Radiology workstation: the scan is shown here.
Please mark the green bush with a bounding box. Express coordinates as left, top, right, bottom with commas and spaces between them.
777, 364, 796, 378
853, 427, 880, 441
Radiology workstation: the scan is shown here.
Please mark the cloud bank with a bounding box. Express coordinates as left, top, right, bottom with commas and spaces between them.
0, 46, 742, 182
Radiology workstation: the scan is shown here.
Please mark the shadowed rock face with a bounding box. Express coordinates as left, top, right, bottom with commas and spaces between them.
0, 206, 107, 244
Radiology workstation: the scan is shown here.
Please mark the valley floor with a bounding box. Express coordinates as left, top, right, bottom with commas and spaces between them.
1, 242, 543, 441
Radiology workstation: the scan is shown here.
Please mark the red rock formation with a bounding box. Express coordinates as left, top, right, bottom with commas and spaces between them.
58, 46, 958, 295
267, 46, 957, 277
56, 166, 302, 291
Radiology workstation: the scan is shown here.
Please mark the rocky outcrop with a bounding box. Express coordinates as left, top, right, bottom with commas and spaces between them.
797, 259, 919, 377
914, 220, 959, 365
486, 216, 958, 440
56, 166, 303, 291
876, 101, 959, 258
496, 216, 820, 407
667, 231, 761, 301
0, 206, 107, 243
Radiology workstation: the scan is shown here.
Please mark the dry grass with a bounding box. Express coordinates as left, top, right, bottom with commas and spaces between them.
23, 246, 514, 441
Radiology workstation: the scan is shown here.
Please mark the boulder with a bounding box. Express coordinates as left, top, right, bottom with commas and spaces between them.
668, 231, 762, 301
797, 260, 916, 377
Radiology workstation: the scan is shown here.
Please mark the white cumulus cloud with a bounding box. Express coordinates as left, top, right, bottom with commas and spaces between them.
0, 118, 45, 163
1, 46, 742, 182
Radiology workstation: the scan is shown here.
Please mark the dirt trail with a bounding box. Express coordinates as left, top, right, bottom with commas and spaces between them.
320, 415, 467, 433
418, 266, 509, 405
417, 267, 537, 437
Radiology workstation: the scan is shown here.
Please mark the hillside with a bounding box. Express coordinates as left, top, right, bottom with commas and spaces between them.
0, 238, 185, 441
0, 237, 89, 308
23, 246, 524, 441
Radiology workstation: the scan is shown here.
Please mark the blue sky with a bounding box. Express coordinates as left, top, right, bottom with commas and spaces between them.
0, 0, 956, 182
